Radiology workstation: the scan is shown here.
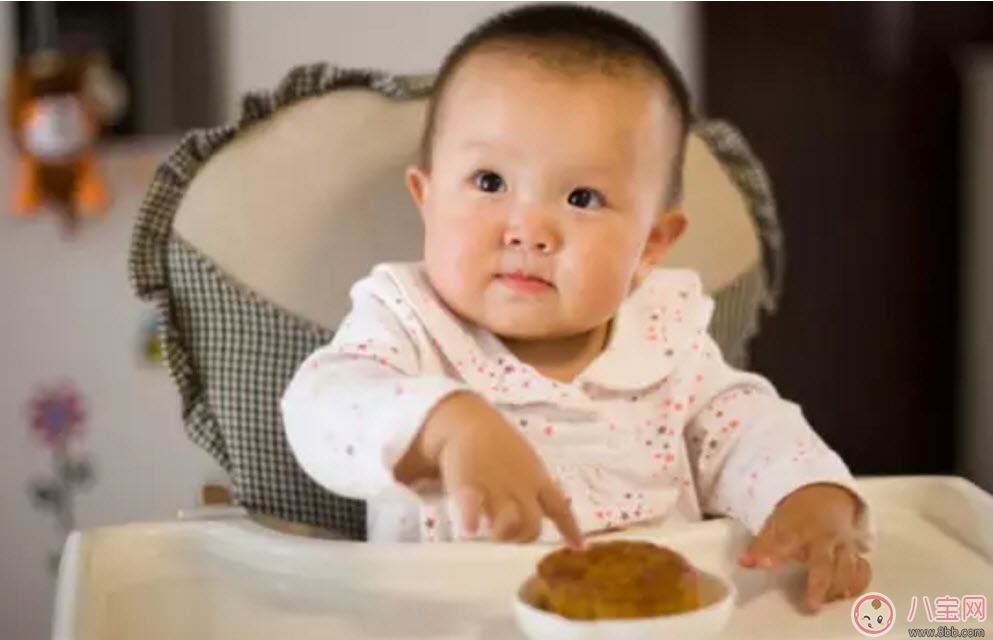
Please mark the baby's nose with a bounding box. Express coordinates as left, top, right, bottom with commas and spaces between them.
504, 232, 552, 253
503, 212, 559, 253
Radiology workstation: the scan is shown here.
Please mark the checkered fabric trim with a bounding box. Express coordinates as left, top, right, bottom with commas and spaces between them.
128, 65, 431, 538
693, 119, 784, 315
692, 119, 785, 369
712, 267, 767, 368
127, 63, 782, 539
167, 235, 366, 535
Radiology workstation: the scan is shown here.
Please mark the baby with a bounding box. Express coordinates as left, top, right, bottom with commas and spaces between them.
281, 2, 873, 612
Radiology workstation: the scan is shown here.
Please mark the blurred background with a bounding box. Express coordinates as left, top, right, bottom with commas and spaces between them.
0, 2, 991, 637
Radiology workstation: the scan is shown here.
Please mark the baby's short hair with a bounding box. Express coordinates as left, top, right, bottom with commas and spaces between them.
419, 2, 693, 207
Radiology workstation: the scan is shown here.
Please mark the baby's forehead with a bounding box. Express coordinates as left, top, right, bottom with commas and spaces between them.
423, 46, 684, 196
446, 46, 668, 99
437, 51, 676, 134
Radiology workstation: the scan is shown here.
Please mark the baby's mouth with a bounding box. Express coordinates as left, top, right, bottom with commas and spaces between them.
496, 271, 554, 293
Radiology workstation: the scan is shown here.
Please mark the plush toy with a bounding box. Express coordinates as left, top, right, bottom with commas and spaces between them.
6, 49, 126, 229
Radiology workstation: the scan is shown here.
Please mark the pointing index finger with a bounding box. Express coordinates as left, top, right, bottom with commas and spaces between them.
538, 484, 584, 549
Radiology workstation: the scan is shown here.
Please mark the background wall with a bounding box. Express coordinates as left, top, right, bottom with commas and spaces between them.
700, 3, 993, 481
960, 49, 993, 493
217, 1, 701, 118
0, 141, 225, 640
0, 3, 700, 639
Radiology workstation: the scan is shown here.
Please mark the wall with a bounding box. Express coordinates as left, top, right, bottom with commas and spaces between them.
960, 49, 993, 493
0, 1, 9, 82
218, 1, 701, 118
0, 140, 225, 639
0, 0, 220, 628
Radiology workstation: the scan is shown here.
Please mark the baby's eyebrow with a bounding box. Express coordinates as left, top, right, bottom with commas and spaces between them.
456, 139, 505, 154
453, 140, 624, 179
459, 139, 493, 150
452, 139, 522, 164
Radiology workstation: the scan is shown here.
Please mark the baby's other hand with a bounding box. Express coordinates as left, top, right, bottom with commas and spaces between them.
737, 483, 872, 613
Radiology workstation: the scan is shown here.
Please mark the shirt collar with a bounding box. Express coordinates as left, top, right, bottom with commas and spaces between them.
380, 263, 712, 402
575, 268, 713, 392
380, 264, 574, 406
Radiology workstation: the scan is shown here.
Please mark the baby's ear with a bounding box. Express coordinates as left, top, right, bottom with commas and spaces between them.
641, 207, 687, 268
405, 165, 431, 214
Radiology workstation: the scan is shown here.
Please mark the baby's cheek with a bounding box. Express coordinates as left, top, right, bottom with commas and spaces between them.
425, 223, 492, 291
585, 284, 626, 318
569, 261, 631, 315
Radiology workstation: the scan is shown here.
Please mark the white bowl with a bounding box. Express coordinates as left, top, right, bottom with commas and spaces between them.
512, 568, 737, 640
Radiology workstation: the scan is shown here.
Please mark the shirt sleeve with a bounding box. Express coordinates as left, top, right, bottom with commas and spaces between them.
684, 334, 875, 550
280, 275, 469, 503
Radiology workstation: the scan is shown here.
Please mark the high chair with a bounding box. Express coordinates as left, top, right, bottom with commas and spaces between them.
127, 63, 784, 541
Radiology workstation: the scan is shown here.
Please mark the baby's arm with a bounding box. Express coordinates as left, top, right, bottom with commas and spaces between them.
280, 273, 583, 544
280, 276, 469, 502
684, 334, 872, 548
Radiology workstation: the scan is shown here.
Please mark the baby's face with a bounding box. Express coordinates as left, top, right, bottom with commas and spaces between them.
408, 50, 685, 340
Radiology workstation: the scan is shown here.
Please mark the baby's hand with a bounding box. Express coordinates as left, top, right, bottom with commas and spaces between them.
405, 392, 583, 548
737, 483, 871, 612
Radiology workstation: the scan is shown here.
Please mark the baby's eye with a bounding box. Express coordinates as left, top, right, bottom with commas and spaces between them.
472, 171, 506, 193
567, 187, 605, 210
877, 616, 883, 624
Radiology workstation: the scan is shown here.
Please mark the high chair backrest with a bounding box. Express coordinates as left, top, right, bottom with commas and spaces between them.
129, 65, 783, 538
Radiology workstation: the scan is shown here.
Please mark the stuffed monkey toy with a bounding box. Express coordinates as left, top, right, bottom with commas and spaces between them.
7, 50, 126, 227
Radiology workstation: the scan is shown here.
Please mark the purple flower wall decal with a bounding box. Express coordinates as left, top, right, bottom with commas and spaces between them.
24, 380, 96, 574
28, 382, 86, 448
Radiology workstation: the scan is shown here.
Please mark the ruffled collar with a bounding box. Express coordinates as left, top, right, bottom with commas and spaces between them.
377, 264, 714, 405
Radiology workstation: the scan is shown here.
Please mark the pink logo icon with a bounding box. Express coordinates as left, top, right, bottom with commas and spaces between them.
852, 592, 896, 636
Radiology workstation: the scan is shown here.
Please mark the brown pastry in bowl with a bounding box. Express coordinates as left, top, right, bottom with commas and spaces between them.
521, 540, 701, 620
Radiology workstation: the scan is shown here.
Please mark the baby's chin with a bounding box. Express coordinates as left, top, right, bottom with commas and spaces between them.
478, 313, 594, 343
493, 327, 563, 342
475, 317, 554, 340
430, 284, 595, 340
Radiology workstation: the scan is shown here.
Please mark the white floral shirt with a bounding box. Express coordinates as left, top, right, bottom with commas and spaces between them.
281, 262, 872, 546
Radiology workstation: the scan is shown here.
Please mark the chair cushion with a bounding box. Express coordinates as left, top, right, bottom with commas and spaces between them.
128, 64, 783, 537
